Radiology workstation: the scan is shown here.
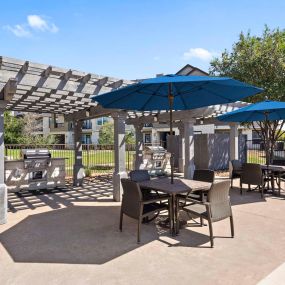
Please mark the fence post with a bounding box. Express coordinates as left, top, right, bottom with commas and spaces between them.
127, 144, 130, 170
86, 144, 90, 169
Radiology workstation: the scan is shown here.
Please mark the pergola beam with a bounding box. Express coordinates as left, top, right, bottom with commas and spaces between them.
41, 66, 52, 78
3, 78, 17, 101
19, 61, 29, 74
64, 105, 116, 121
0, 56, 134, 115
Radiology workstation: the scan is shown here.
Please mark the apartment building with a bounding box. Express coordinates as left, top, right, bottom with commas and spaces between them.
39, 115, 116, 145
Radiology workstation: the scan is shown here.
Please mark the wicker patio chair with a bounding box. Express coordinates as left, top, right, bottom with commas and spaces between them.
129, 170, 151, 182
177, 169, 214, 226
177, 180, 234, 248
178, 169, 215, 203
229, 160, 243, 188
120, 178, 170, 243
129, 170, 169, 199
129, 170, 170, 223
240, 163, 264, 198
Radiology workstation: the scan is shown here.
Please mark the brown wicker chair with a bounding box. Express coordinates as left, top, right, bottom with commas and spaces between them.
120, 178, 170, 243
178, 180, 234, 248
129, 170, 150, 182
229, 160, 243, 188
129, 170, 170, 222
240, 163, 264, 198
177, 169, 214, 226
178, 169, 215, 202
129, 170, 170, 199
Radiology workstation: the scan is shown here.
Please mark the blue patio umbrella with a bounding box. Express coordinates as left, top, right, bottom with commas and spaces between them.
92, 74, 263, 182
217, 100, 285, 122
218, 100, 285, 165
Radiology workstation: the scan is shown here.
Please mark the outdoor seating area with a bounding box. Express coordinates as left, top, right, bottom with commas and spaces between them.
1, 54, 285, 284
3, 2, 285, 283
0, 176, 285, 284
230, 160, 285, 198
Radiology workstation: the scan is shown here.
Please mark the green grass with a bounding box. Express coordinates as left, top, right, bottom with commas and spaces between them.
247, 150, 266, 164
5, 148, 135, 177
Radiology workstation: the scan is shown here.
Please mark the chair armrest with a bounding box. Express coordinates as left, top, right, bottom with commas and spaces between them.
178, 196, 210, 206
178, 191, 209, 206
142, 197, 170, 204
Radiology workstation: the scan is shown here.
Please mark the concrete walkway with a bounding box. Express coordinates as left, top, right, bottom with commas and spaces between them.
0, 176, 285, 285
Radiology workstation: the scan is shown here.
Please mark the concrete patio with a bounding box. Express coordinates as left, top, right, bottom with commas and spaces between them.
0, 176, 285, 285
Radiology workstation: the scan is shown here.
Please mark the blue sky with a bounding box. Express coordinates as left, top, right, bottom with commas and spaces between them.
0, 0, 285, 79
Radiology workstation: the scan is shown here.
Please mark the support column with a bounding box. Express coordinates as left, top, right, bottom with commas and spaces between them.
42, 116, 50, 137
134, 123, 144, 169
113, 112, 127, 202
73, 120, 85, 186
151, 128, 157, 145
178, 123, 185, 173
0, 109, 7, 224
229, 123, 239, 161
184, 120, 195, 179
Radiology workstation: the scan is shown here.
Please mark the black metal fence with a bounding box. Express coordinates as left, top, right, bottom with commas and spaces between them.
5, 144, 136, 177
246, 139, 285, 164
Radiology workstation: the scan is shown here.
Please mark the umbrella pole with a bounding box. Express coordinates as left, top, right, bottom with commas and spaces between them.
264, 112, 270, 167
169, 83, 174, 184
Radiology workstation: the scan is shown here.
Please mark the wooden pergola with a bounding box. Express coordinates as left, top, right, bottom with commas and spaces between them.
0, 56, 246, 224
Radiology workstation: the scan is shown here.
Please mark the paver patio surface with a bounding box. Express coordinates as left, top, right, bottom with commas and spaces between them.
0, 176, 285, 285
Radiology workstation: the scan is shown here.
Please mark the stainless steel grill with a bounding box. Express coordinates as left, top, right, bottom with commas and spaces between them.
142, 146, 171, 175
22, 149, 51, 169
5, 149, 66, 192
21, 149, 51, 189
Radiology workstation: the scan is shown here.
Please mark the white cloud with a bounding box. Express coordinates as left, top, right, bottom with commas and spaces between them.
4, 24, 31, 38
182, 48, 218, 61
27, 15, 58, 33
3, 15, 59, 38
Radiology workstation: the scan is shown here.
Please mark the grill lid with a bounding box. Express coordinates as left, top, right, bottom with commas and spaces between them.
21, 149, 51, 159
144, 146, 166, 154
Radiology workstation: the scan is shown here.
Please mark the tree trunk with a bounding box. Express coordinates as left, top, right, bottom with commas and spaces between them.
252, 120, 285, 166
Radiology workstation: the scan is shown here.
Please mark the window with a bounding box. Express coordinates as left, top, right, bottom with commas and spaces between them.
97, 117, 109, 126
82, 134, 92, 144
144, 133, 151, 144
83, 120, 92, 129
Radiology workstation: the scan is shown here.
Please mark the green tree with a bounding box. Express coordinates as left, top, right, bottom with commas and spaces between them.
125, 130, 135, 144
4, 112, 24, 144
19, 113, 59, 145
98, 121, 114, 145
210, 26, 285, 164
97, 121, 135, 145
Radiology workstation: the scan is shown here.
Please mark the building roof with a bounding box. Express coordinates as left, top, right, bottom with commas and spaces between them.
176, 64, 209, 76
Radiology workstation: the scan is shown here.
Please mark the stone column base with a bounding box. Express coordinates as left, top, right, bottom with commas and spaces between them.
113, 171, 128, 202
0, 183, 7, 224
178, 158, 185, 173
184, 164, 195, 179
73, 164, 85, 186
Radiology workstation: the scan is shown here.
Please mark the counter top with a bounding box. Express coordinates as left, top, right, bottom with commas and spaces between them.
5, 158, 67, 162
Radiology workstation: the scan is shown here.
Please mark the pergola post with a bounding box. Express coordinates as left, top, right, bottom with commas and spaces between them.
0, 108, 7, 224
134, 123, 144, 169
113, 112, 127, 202
42, 116, 50, 137
184, 120, 195, 179
229, 122, 239, 162
73, 120, 85, 186
178, 123, 185, 173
